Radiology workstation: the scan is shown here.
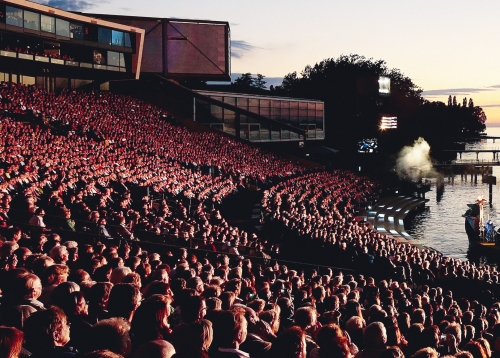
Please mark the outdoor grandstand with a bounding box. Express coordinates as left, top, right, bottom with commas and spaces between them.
0, 2, 498, 358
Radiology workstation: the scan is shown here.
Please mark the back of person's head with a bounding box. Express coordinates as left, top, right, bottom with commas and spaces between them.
89, 282, 113, 308
219, 291, 236, 310
93, 265, 112, 282
110, 267, 132, 285
211, 310, 247, 349
248, 299, 266, 314
174, 319, 213, 355
31, 255, 54, 278
108, 283, 140, 320
88, 317, 131, 356
2, 304, 36, 330
206, 297, 222, 312
323, 295, 339, 312
43, 264, 70, 286
131, 295, 172, 349
0, 326, 24, 358
411, 347, 439, 358
49, 246, 68, 263
363, 321, 387, 349
133, 340, 175, 358
259, 309, 280, 335
419, 325, 439, 350
315, 323, 343, 347
378, 346, 405, 358
180, 295, 206, 324
463, 340, 487, 358
294, 306, 317, 330
50, 281, 80, 310
345, 316, 365, 331
444, 322, 462, 344
23, 306, 69, 354
411, 308, 426, 325
80, 350, 124, 357
11, 273, 41, 302
268, 326, 306, 358
122, 273, 142, 288
142, 281, 170, 300
454, 352, 474, 358
476, 337, 492, 358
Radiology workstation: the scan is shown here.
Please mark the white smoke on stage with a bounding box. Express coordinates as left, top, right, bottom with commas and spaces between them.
395, 137, 436, 180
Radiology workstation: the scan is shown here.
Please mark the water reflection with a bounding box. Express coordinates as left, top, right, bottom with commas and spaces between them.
404, 127, 500, 266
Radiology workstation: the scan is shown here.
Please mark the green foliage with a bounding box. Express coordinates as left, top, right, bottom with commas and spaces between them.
232, 73, 267, 90
273, 54, 486, 153
233, 73, 254, 88
254, 74, 267, 90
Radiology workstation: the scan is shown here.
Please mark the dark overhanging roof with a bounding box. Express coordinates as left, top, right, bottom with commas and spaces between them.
82, 13, 229, 27
155, 75, 308, 137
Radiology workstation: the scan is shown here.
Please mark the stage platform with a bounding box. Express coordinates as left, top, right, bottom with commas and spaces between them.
365, 195, 428, 246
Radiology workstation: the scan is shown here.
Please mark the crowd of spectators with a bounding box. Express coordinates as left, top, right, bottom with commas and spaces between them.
0, 82, 498, 358
3, 46, 75, 61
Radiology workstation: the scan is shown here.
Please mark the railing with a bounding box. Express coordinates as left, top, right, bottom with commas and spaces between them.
0, 50, 127, 72
452, 159, 500, 165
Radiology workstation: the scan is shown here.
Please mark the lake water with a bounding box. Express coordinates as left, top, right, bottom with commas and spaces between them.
405, 125, 500, 265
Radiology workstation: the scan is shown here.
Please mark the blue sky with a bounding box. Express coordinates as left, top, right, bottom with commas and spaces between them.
34, 0, 500, 123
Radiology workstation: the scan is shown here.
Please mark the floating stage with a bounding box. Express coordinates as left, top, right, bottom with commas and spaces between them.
366, 195, 428, 246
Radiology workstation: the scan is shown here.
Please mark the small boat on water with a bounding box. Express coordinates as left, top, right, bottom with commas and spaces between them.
463, 195, 500, 250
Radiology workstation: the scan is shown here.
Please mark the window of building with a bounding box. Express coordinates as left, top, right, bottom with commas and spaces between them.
56, 18, 70, 37
70, 22, 84, 39
23, 11, 39, 31
124, 32, 132, 47
111, 30, 124, 46
98, 27, 112, 45
93, 50, 106, 65
41, 15, 55, 33
6, 6, 23, 27
107, 51, 120, 67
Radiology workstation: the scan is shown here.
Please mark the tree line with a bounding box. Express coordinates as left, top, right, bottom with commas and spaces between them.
233, 55, 486, 157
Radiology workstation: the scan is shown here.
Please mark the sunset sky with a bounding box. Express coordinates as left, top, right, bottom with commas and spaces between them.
34, 0, 500, 124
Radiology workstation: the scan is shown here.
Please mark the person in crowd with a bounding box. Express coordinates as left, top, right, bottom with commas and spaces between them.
134, 340, 176, 358
87, 318, 132, 356
209, 310, 249, 358
130, 294, 172, 351
1, 82, 500, 358
0, 326, 24, 358
23, 306, 76, 357
107, 284, 141, 322
266, 326, 306, 358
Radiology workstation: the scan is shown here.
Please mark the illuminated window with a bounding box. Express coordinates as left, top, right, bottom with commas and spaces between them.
6, 6, 23, 27
70, 23, 84, 39
107, 51, 120, 67
23, 11, 39, 31
41, 15, 55, 33
112, 30, 124, 46
379, 76, 391, 94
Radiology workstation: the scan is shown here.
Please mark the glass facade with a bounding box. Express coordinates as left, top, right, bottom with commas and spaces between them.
112, 30, 124, 46
41, 15, 55, 33
23, 11, 39, 31
56, 18, 70, 37
70, 22, 84, 39
6, 6, 23, 27
98, 27, 112, 45
3, 6, 133, 48
195, 91, 325, 142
